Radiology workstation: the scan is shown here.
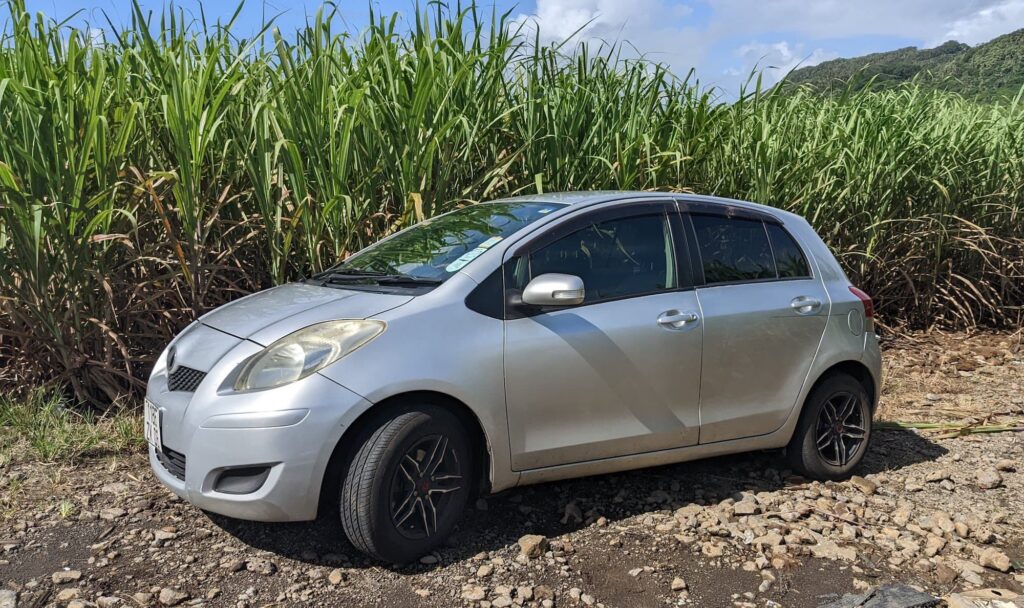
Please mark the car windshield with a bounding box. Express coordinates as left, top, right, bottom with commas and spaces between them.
328, 201, 563, 282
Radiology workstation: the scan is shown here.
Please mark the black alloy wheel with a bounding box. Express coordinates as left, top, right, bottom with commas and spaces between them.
389, 434, 464, 540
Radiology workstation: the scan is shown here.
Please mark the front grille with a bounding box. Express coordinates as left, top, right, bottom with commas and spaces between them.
168, 365, 206, 392
157, 445, 187, 481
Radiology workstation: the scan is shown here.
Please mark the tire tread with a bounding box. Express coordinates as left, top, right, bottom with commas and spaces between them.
340, 411, 426, 560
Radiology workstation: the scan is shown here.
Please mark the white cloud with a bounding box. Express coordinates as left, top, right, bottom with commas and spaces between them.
511, 0, 712, 84
514, 0, 652, 41
511, 0, 1024, 92
941, 0, 1024, 44
733, 41, 837, 87
705, 0, 1024, 42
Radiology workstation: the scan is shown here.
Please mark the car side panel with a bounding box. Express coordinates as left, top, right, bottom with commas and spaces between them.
504, 290, 702, 470
316, 273, 519, 492
695, 277, 830, 443
514, 314, 873, 486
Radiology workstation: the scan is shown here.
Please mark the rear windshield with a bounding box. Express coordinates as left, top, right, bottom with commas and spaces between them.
337, 202, 563, 280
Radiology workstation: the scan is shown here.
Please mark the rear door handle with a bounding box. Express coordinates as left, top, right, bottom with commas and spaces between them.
790, 296, 822, 314
657, 310, 699, 329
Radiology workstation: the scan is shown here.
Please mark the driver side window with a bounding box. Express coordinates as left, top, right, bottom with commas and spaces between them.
526, 213, 677, 303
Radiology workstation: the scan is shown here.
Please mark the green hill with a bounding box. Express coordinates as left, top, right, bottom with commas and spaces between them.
785, 29, 1024, 99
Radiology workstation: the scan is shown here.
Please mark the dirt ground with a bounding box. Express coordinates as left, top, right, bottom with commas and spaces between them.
2, 331, 1023, 608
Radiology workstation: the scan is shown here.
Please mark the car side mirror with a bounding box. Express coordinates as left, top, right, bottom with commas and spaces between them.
521, 273, 586, 307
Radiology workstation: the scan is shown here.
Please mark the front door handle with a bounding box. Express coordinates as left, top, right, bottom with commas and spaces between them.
790, 296, 822, 314
657, 310, 699, 329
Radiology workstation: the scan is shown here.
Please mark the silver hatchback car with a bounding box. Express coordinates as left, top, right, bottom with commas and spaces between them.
146, 191, 881, 562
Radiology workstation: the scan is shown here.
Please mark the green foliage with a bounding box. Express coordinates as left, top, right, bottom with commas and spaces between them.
0, 390, 143, 463
939, 29, 1024, 99
0, 1, 1022, 404
786, 29, 1024, 101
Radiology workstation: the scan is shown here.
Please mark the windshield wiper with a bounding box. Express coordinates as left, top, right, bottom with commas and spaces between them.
314, 269, 387, 284
316, 269, 442, 287
321, 268, 389, 278
374, 274, 443, 286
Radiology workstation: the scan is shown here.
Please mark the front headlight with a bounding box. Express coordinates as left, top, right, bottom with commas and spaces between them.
234, 320, 385, 391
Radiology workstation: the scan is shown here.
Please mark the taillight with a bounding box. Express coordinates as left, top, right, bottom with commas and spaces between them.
849, 286, 874, 319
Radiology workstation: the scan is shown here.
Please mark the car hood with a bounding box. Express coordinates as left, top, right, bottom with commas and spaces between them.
199, 282, 413, 344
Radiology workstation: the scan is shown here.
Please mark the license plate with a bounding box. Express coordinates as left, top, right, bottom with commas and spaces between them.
144, 400, 162, 448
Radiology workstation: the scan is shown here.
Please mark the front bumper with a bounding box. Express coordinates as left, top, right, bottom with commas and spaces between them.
148, 370, 371, 522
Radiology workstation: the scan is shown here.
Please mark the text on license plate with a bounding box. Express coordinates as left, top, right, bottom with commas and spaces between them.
144, 400, 162, 448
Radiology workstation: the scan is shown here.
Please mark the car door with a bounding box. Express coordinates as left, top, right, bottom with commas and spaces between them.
683, 206, 829, 444
503, 201, 703, 470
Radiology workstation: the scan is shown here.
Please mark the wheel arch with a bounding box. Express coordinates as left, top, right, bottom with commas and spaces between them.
318, 390, 493, 516
807, 359, 878, 412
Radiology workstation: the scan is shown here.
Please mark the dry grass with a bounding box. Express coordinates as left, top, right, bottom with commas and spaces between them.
876, 330, 1024, 440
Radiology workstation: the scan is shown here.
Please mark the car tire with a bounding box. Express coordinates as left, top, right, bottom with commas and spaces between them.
340, 405, 471, 563
787, 374, 872, 481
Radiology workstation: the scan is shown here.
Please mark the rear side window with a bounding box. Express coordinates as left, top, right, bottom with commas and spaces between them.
691, 215, 775, 284
766, 224, 811, 279
528, 213, 676, 302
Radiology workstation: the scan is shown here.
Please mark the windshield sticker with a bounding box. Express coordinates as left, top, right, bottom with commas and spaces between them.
445, 247, 488, 272
478, 236, 504, 249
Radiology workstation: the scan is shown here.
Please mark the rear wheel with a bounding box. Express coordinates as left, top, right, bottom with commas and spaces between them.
787, 374, 872, 480
339, 405, 471, 563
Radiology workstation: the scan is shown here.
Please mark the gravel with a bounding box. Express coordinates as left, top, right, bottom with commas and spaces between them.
1, 332, 1022, 607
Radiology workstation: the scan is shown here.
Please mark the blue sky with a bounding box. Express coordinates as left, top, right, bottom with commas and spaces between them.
18, 0, 1024, 93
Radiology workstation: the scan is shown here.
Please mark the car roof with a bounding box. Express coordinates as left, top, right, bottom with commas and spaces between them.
487, 191, 800, 222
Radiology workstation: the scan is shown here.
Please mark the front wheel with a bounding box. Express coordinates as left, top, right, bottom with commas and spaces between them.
339, 405, 471, 563
787, 374, 872, 480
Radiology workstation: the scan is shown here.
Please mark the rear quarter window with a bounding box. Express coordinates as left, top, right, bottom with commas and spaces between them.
766, 224, 811, 279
